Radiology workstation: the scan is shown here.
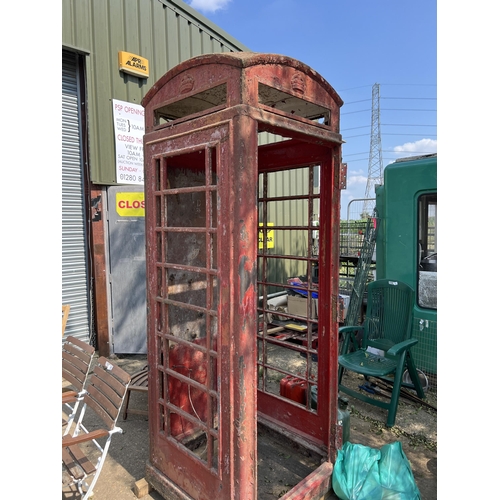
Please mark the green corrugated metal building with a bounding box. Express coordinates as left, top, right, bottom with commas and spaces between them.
62, 0, 250, 352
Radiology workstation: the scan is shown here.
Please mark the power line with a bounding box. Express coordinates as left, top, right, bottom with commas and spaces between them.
343, 132, 437, 140
343, 107, 436, 115
383, 108, 437, 112
342, 109, 372, 115
339, 83, 435, 92
340, 83, 437, 175
381, 123, 436, 127
341, 125, 371, 131
384, 133, 437, 137
338, 84, 374, 92
381, 97, 437, 101
342, 99, 372, 105
344, 152, 437, 163
343, 151, 371, 157
343, 133, 371, 139
343, 148, 437, 158
379, 83, 436, 86
343, 94, 436, 107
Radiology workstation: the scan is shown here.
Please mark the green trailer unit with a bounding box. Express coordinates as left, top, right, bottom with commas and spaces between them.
375, 153, 437, 380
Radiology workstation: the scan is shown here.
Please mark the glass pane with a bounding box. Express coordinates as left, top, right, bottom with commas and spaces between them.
166, 269, 208, 306
166, 191, 207, 228
166, 232, 206, 267
166, 304, 206, 340
417, 194, 437, 309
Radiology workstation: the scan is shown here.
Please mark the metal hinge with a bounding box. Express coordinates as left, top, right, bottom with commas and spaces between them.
340, 163, 347, 190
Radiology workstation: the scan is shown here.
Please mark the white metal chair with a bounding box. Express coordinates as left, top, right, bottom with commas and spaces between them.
62, 356, 131, 499
62, 336, 96, 435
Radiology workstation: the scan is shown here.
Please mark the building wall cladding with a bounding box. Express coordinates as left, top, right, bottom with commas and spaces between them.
62, 0, 313, 353
62, 0, 249, 185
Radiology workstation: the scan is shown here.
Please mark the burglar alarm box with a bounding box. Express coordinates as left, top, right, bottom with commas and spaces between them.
142, 52, 343, 500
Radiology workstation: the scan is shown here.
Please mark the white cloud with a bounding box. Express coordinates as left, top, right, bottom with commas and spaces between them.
393, 138, 437, 155
346, 169, 367, 188
187, 0, 232, 13
347, 174, 367, 187
340, 169, 368, 219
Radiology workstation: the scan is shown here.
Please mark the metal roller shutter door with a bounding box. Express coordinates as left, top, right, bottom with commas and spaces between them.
62, 50, 92, 344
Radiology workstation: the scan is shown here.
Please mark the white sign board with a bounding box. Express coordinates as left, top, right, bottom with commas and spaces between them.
112, 99, 145, 185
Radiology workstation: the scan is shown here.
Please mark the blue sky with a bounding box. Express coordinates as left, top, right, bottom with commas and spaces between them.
184, 0, 437, 218
178, 11, 500, 492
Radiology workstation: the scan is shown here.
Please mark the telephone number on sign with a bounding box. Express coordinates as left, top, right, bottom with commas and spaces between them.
119, 174, 143, 182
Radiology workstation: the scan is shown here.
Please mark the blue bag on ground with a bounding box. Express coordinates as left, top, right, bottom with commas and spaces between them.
332, 441, 421, 500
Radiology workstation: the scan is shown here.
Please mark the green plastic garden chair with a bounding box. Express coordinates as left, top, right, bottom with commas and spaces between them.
338, 279, 425, 427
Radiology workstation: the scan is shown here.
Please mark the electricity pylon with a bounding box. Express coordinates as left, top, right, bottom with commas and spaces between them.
362, 83, 383, 218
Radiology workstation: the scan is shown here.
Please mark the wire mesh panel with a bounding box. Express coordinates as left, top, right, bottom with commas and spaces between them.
339, 220, 369, 259
339, 200, 377, 303
411, 316, 437, 388
346, 198, 375, 222
152, 147, 220, 472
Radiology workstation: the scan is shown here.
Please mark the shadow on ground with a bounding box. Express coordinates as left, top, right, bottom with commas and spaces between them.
62, 354, 436, 499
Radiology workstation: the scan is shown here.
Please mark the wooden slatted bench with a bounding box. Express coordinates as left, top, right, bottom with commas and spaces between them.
62, 336, 96, 434
62, 304, 71, 336
62, 356, 131, 499
122, 365, 149, 420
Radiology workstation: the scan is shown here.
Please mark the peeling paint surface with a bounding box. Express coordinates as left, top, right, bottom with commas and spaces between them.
144, 52, 342, 499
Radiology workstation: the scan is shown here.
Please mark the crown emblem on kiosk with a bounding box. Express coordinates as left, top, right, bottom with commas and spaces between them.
180, 74, 195, 94
291, 73, 305, 94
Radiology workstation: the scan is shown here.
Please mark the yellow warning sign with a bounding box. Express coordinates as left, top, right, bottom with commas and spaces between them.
116, 192, 145, 217
258, 222, 274, 249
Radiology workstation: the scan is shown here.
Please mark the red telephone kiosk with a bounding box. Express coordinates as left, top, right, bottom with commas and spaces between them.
142, 52, 344, 499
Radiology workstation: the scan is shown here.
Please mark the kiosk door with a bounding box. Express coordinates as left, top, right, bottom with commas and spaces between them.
145, 121, 257, 500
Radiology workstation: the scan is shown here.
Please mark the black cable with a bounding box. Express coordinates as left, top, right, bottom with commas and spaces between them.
381, 97, 437, 101
381, 123, 436, 127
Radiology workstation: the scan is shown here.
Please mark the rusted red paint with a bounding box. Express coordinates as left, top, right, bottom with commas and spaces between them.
88, 185, 110, 356
279, 462, 334, 500
143, 52, 342, 499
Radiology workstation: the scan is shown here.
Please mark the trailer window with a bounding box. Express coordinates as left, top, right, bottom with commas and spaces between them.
417, 194, 437, 309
